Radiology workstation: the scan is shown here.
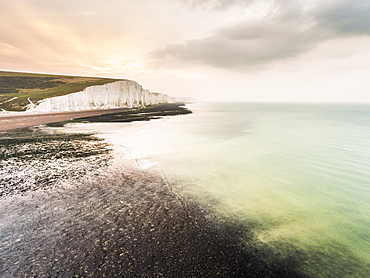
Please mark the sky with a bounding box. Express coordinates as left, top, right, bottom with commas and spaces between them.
1, 0, 370, 102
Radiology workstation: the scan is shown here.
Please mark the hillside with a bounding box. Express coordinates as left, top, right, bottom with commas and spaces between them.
0, 71, 119, 111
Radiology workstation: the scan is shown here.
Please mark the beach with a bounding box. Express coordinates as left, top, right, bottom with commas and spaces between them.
0, 113, 303, 277
0, 108, 130, 131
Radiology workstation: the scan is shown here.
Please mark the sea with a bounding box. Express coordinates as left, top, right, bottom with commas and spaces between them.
63, 102, 370, 277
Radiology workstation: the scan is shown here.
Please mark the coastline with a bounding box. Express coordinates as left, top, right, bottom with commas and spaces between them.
0, 114, 304, 276
0, 108, 130, 131
0, 103, 191, 131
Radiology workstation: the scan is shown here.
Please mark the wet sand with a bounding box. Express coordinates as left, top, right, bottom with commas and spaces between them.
0, 108, 129, 131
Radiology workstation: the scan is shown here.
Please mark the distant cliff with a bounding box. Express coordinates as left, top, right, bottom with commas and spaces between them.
27, 80, 172, 112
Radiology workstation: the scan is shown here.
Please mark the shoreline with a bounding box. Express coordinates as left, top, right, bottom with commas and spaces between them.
0, 120, 304, 277
0, 108, 130, 131
0, 103, 191, 131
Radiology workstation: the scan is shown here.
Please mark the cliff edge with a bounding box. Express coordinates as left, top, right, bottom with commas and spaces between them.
27, 80, 171, 112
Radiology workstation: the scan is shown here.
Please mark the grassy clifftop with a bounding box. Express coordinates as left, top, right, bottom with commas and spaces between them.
0, 71, 121, 111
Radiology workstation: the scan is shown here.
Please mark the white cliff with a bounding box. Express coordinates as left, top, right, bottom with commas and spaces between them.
27, 80, 172, 112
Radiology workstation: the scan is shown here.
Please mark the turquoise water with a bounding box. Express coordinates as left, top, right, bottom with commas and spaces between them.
133, 102, 370, 277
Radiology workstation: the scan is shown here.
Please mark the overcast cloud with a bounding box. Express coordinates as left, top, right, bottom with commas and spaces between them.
1, 0, 369, 101
314, 0, 370, 35
151, 0, 370, 69
185, 0, 257, 10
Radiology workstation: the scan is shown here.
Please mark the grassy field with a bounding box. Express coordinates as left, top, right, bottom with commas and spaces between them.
0, 71, 121, 111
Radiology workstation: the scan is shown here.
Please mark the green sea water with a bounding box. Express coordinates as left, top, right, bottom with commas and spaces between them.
62, 102, 370, 277
130, 102, 370, 277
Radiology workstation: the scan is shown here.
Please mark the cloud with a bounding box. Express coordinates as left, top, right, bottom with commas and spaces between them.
0, 43, 22, 55
0, 0, 159, 74
152, 20, 319, 68
151, 0, 370, 69
151, 4, 320, 68
174, 0, 256, 10
313, 0, 370, 35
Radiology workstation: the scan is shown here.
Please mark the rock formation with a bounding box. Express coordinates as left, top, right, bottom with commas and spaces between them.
27, 80, 172, 112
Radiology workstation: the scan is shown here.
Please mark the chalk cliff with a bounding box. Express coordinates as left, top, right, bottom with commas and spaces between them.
27, 80, 172, 112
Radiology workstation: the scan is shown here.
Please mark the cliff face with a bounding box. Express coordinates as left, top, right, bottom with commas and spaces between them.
27, 80, 172, 112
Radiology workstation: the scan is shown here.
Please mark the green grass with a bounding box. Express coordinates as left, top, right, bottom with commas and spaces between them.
0, 71, 122, 111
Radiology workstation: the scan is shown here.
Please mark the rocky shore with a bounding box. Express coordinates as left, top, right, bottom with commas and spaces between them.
0, 127, 304, 277
0, 127, 112, 197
